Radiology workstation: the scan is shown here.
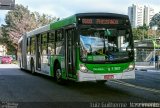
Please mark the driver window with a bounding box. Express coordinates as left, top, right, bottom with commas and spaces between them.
118, 29, 130, 51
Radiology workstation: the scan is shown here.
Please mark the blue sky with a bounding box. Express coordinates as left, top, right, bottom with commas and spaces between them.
0, 0, 159, 25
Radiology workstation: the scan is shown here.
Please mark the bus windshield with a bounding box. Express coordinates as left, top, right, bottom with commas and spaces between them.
79, 27, 133, 62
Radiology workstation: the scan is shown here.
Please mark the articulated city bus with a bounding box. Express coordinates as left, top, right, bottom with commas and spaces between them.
18, 13, 135, 83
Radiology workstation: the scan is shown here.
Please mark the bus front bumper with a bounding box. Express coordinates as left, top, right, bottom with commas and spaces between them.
77, 70, 135, 82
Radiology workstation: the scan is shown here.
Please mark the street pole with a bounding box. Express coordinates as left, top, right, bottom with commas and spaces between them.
154, 43, 155, 68
152, 25, 158, 68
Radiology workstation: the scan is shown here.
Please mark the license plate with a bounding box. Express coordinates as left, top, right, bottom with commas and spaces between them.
104, 75, 114, 80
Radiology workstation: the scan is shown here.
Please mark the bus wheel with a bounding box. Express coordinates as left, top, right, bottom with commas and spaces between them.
19, 60, 22, 69
55, 65, 63, 83
31, 62, 35, 74
96, 80, 107, 84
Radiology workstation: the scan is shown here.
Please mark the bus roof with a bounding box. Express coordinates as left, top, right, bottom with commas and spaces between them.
24, 13, 129, 38
27, 24, 50, 37
75, 13, 128, 18
50, 15, 76, 30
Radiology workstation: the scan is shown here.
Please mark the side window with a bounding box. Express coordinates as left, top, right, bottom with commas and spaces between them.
19, 41, 22, 53
31, 36, 35, 55
26, 38, 28, 54
48, 31, 55, 55
56, 29, 64, 55
42, 33, 48, 55
117, 29, 131, 51
37, 34, 41, 53
27, 38, 30, 55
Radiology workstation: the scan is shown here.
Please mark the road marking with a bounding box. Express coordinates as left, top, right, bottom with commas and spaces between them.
109, 80, 160, 94
0, 64, 19, 68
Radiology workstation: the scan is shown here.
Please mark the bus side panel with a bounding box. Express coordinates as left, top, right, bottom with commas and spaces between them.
56, 55, 66, 80
50, 56, 54, 77
26, 55, 31, 71
58, 56, 66, 80
22, 34, 27, 70
41, 55, 50, 75
50, 55, 67, 79
49, 55, 66, 79
75, 47, 81, 81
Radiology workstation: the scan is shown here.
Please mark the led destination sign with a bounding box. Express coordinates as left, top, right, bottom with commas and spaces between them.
96, 19, 118, 24
80, 18, 126, 25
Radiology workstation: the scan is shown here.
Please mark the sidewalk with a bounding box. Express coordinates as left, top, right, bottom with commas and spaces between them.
135, 65, 160, 72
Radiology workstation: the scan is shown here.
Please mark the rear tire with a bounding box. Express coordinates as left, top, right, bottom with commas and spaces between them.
55, 64, 64, 84
19, 60, 22, 69
31, 60, 35, 74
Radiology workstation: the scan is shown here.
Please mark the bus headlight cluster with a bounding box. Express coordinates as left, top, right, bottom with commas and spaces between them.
80, 64, 88, 72
128, 63, 135, 71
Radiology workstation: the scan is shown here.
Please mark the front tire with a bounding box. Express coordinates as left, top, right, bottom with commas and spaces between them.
96, 80, 107, 84
55, 64, 64, 84
31, 61, 35, 74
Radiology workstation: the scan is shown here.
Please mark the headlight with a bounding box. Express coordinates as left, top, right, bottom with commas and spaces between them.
128, 64, 135, 71
80, 64, 88, 72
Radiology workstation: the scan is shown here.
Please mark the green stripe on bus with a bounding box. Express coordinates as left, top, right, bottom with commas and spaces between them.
50, 15, 76, 30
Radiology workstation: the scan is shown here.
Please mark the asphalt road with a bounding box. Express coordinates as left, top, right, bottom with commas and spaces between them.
0, 64, 159, 108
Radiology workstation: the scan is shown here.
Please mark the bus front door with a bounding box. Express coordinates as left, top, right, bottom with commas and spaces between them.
66, 29, 76, 78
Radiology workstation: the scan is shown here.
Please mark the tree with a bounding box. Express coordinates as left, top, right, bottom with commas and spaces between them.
132, 28, 143, 40
132, 24, 150, 40
138, 24, 149, 39
150, 12, 160, 38
150, 12, 160, 28
1, 4, 57, 58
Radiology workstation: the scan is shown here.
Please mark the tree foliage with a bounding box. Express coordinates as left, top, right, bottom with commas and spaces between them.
132, 24, 149, 40
149, 12, 160, 38
150, 12, 160, 28
132, 28, 142, 40
132, 12, 160, 41
1, 4, 57, 55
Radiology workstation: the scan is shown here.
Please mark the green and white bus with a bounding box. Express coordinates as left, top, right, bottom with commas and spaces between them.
18, 13, 135, 83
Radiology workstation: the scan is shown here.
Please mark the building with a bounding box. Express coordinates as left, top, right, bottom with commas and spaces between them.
128, 4, 155, 28
144, 5, 155, 26
0, 45, 7, 56
128, 4, 144, 28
